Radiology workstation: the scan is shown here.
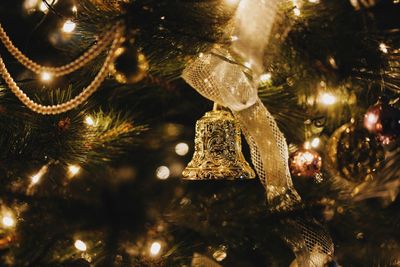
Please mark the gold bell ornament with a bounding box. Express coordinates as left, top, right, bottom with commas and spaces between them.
182, 104, 256, 180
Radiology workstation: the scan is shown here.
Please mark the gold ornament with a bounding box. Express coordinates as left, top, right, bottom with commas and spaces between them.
364, 101, 400, 144
327, 122, 384, 183
182, 104, 255, 180
289, 148, 322, 177
110, 41, 149, 84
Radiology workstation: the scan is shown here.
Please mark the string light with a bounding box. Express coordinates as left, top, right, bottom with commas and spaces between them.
1, 214, 15, 228
328, 56, 337, 68
39, 0, 59, 13
74, 240, 87, 251
175, 142, 189, 156
318, 92, 336, 106
84, 116, 95, 126
68, 164, 81, 178
39, 2, 48, 12
62, 20, 76, 33
213, 246, 228, 261
149, 241, 162, 256
30, 164, 49, 185
71, 5, 78, 13
31, 173, 41, 184
23, 0, 39, 11
304, 141, 311, 149
38, 2, 48, 11
40, 71, 53, 82
156, 166, 170, 180
23, 0, 59, 13
310, 137, 320, 148
379, 43, 388, 53
293, 7, 301, 16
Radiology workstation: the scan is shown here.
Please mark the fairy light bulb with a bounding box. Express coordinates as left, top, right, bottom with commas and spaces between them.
23, 0, 39, 11
40, 72, 52, 82
85, 116, 95, 126
310, 137, 320, 148
74, 240, 87, 251
71, 5, 77, 13
213, 246, 228, 261
62, 20, 76, 33
150, 241, 162, 256
38, 0, 58, 13
2, 214, 15, 228
31, 173, 41, 184
175, 143, 189, 156
30, 164, 49, 185
68, 164, 81, 177
328, 56, 337, 68
39, 2, 48, 12
318, 92, 336, 106
293, 7, 301, 16
304, 141, 311, 149
379, 43, 388, 53
156, 166, 170, 180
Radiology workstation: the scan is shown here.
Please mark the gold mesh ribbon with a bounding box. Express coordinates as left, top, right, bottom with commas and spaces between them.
182, 0, 298, 208
182, 48, 334, 267
182, 0, 334, 265
182, 50, 301, 211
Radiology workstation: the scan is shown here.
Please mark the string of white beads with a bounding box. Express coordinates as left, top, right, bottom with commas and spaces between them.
0, 26, 123, 115
0, 22, 121, 77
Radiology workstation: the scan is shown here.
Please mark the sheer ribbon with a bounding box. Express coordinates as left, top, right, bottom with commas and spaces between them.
182, 0, 334, 266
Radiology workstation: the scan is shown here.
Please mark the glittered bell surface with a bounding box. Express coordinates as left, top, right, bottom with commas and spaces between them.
182, 105, 255, 180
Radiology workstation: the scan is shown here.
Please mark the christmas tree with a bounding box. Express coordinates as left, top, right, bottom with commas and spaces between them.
0, 0, 399, 266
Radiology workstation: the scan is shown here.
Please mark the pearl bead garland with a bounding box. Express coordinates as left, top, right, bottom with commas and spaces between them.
0, 23, 124, 115
0, 22, 121, 77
